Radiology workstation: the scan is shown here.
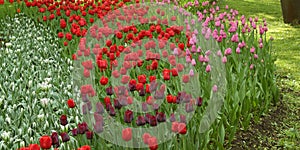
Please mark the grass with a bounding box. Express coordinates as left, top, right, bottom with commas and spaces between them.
219, 0, 300, 149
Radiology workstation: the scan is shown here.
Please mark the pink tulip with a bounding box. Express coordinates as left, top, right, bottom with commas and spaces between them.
206, 64, 211, 72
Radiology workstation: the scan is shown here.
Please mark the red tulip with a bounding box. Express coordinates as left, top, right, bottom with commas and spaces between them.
178, 123, 187, 134
60, 19, 67, 29
29, 144, 40, 150
182, 75, 190, 83
67, 99, 76, 108
166, 95, 173, 103
121, 75, 130, 84
122, 128, 132, 141
138, 74, 147, 84
49, 14, 55, 20
148, 137, 158, 150
57, 32, 64, 38
65, 33, 72, 41
171, 122, 179, 133
142, 133, 151, 144
100, 76, 109, 85
106, 40, 112, 47
63, 41, 68, 46
78, 145, 91, 150
39, 136, 52, 149
171, 68, 178, 76
163, 69, 170, 81
116, 32, 123, 39
0, 0, 4, 5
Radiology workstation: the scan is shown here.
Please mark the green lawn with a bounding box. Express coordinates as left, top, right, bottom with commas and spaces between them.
219, 0, 300, 149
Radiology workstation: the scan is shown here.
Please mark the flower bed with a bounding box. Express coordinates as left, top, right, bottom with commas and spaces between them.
0, 0, 279, 150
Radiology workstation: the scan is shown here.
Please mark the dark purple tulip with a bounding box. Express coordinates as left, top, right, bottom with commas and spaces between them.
150, 81, 158, 92
156, 112, 166, 122
183, 93, 192, 103
176, 92, 184, 104
82, 122, 88, 131
82, 94, 89, 102
86, 101, 92, 111
196, 97, 203, 106
142, 102, 148, 112
96, 102, 104, 114
60, 115, 68, 126
77, 122, 87, 134
124, 110, 133, 123
51, 132, 60, 148
185, 102, 194, 113
105, 102, 111, 111
152, 103, 159, 111
145, 113, 151, 123
82, 104, 88, 114
118, 96, 128, 106
72, 128, 78, 136
94, 113, 103, 124
180, 115, 186, 123
128, 83, 136, 91
169, 113, 176, 122
139, 88, 145, 96
60, 132, 70, 142
114, 99, 122, 109
106, 86, 114, 95
136, 116, 146, 126
109, 105, 116, 116
116, 86, 126, 95
86, 131, 93, 140
154, 91, 164, 99
149, 115, 157, 126
94, 121, 104, 133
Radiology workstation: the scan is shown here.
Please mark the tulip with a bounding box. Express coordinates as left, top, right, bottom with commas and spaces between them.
148, 137, 158, 150
170, 113, 176, 122
142, 133, 151, 144
124, 110, 133, 123
106, 86, 114, 95
136, 116, 146, 126
94, 121, 104, 133
185, 102, 194, 113
180, 115, 186, 123
29, 144, 40, 150
60, 132, 70, 142
156, 112, 166, 122
149, 115, 157, 126
122, 128, 132, 141
67, 99, 76, 108
100, 76, 109, 85
60, 115, 68, 126
178, 123, 187, 134
39, 136, 52, 149
71, 128, 78, 136
86, 131, 93, 140
51, 132, 59, 148
114, 99, 122, 109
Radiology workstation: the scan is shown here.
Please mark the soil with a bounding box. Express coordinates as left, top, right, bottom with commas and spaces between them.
228, 85, 299, 150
